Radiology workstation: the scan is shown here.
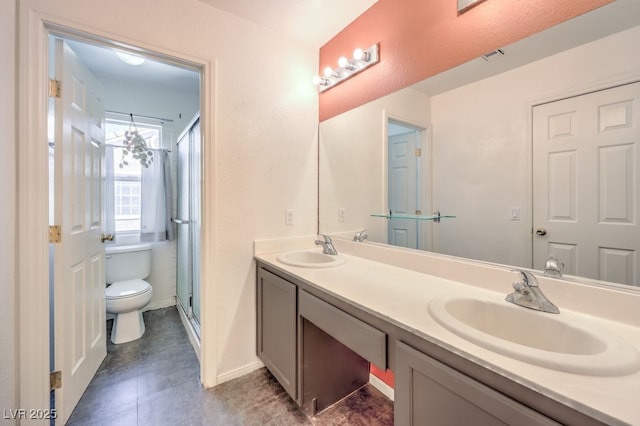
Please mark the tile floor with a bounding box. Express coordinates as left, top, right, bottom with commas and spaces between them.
67, 307, 393, 425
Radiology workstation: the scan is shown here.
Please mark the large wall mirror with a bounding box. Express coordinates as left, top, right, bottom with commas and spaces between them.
319, 0, 640, 290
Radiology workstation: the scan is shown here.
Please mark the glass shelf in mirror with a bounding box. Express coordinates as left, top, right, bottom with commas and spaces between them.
371, 213, 456, 222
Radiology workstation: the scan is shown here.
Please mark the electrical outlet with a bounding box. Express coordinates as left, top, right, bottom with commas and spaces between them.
338, 208, 345, 222
285, 209, 294, 225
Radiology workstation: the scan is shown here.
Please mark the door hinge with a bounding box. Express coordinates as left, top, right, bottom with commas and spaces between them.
49, 79, 61, 98
49, 225, 62, 243
415, 148, 422, 157
50, 371, 62, 390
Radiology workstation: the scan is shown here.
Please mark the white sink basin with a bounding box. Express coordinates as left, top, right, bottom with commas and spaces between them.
428, 294, 640, 376
276, 249, 346, 268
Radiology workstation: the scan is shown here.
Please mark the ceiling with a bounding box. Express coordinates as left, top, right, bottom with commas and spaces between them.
65, 39, 201, 94
198, 0, 378, 48
63, 0, 376, 95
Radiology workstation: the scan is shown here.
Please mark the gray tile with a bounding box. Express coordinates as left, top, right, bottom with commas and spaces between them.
66, 376, 137, 425
137, 377, 206, 426
204, 369, 310, 426
68, 306, 393, 426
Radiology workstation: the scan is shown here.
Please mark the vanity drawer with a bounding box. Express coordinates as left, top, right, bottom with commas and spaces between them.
299, 290, 386, 368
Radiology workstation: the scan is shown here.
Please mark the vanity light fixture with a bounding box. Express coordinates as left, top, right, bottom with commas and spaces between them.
313, 43, 379, 92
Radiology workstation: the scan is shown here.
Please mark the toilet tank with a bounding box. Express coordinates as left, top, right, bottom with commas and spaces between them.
105, 243, 153, 284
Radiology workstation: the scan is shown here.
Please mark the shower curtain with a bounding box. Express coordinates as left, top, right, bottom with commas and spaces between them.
104, 146, 174, 243
141, 149, 174, 242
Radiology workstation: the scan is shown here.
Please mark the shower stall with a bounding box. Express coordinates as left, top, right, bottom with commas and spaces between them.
176, 115, 201, 334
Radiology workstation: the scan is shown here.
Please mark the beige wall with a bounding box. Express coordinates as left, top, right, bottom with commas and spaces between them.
17, 0, 318, 392
431, 25, 640, 267
0, 0, 17, 416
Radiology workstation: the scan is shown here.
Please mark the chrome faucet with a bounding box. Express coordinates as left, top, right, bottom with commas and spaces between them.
506, 269, 560, 314
353, 229, 368, 242
543, 255, 564, 278
315, 234, 338, 255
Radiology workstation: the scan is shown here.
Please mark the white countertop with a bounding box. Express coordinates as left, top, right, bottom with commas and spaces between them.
255, 237, 640, 426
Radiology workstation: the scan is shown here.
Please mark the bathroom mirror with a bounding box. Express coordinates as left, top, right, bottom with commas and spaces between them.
319, 0, 640, 289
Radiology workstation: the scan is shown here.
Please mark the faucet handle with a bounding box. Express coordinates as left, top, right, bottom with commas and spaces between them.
353, 229, 368, 242
319, 234, 332, 243
544, 255, 564, 277
512, 269, 538, 285
512, 281, 527, 293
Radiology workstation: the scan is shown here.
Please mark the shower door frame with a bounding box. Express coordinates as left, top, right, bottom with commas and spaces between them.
176, 115, 202, 335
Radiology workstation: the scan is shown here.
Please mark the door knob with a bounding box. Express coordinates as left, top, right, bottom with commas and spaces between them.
101, 233, 114, 243
535, 228, 547, 236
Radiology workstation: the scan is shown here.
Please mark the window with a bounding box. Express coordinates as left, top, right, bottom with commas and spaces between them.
106, 119, 161, 234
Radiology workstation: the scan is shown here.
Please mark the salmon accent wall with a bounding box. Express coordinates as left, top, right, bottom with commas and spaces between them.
318, 0, 614, 121
371, 364, 394, 388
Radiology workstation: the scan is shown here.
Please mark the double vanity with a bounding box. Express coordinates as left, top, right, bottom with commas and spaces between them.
255, 237, 640, 425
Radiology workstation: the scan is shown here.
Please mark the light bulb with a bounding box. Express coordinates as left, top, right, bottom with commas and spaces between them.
312, 75, 322, 85
323, 67, 334, 78
338, 56, 349, 68
353, 48, 371, 62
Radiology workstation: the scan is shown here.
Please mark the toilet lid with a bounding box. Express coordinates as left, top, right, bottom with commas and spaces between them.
106, 279, 151, 299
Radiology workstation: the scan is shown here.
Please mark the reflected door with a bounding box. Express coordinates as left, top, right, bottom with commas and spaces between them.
388, 131, 420, 249
533, 82, 640, 285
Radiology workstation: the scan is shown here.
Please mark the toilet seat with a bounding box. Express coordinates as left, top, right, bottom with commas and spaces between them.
106, 279, 151, 300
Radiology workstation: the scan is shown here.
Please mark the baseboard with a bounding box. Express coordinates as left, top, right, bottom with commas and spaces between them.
216, 360, 265, 385
176, 304, 201, 362
369, 373, 395, 401
145, 297, 176, 312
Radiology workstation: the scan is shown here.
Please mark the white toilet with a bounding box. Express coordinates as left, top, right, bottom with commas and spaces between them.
105, 243, 153, 344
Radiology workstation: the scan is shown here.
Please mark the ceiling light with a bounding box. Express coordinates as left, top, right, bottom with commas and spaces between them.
116, 51, 146, 66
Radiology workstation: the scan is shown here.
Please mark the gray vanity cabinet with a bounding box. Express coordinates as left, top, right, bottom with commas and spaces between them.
256, 262, 606, 425
257, 267, 298, 399
394, 341, 560, 426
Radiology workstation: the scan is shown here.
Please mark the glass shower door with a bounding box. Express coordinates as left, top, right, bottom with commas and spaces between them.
176, 116, 201, 332
190, 120, 201, 323
176, 130, 192, 319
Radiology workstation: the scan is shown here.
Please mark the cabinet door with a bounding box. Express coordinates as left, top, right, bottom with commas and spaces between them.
395, 341, 560, 426
257, 268, 297, 399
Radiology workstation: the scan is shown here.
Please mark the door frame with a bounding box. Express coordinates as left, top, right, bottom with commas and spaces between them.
17, 8, 216, 414
383, 111, 431, 250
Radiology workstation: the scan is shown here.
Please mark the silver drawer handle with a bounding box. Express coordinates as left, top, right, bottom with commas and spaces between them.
172, 218, 190, 225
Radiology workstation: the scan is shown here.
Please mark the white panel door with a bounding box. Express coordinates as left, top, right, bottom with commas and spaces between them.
533, 82, 640, 286
53, 39, 107, 423
388, 131, 419, 249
